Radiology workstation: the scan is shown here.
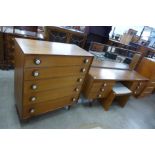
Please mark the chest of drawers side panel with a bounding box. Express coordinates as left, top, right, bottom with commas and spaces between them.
14, 40, 25, 118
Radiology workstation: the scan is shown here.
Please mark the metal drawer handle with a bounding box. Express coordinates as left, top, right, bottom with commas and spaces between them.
77, 78, 83, 82
31, 84, 37, 90
34, 58, 41, 65
104, 83, 107, 86
81, 68, 86, 73
84, 59, 89, 64
72, 98, 76, 102
75, 88, 79, 92
101, 88, 104, 92
30, 96, 36, 102
30, 108, 35, 114
98, 94, 102, 98
33, 71, 39, 77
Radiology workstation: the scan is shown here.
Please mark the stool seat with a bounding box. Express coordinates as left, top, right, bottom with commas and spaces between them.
112, 82, 132, 95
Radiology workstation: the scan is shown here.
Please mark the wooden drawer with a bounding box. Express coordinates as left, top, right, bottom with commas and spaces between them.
143, 86, 154, 94
85, 81, 115, 99
24, 75, 84, 93
23, 85, 81, 105
24, 55, 92, 68
134, 81, 146, 95
22, 95, 78, 119
148, 81, 155, 87
90, 81, 115, 93
24, 65, 88, 80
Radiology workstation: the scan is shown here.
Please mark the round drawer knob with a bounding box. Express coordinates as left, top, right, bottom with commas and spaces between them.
78, 78, 83, 82
84, 59, 89, 64
81, 68, 86, 73
72, 98, 76, 102
135, 91, 137, 94
75, 88, 79, 92
98, 94, 102, 98
30, 96, 36, 102
31, 84, 37, 90
104, 83, 107, 86
34, 58, 41, 65
101, 88, 104, 92
33, 71, 39, 77
30, 108, 35, 114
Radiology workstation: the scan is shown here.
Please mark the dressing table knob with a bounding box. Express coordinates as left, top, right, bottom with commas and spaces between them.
75, 88, 79, 92
101, 88, 104, 92
78, 78, 83, 82
31, 84, 37, 90
98, 94, 102, 98
33, 71, 39, 77
72, 98, 76, 102
34, 58, 41, 65
81, 68, 86, 73
30, 108, 35, 114
30, 96, 36, 102
84, 59, 89, 63
104, 83, 107, 86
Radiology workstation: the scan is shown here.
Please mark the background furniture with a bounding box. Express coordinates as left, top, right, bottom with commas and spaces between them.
14, 38, 93, 120
129, 54, 141, 70
13, 26, 38, 35
1, 29, 44, 70
89, 42, 141, 67
44, 26, 87, 48
136, 57, 155, 97
0, 32, 4, 69
91, 59, 129, 70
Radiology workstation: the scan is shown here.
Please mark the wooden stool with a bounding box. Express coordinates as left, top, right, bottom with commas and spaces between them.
102, 82, 132, 111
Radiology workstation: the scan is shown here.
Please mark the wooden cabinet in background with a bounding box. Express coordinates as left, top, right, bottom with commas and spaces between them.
3, 32, 44, 69
44, 26, 87, 48
14, 38, 93, 120
0, 32, 4, 68
136, 57, 155, 97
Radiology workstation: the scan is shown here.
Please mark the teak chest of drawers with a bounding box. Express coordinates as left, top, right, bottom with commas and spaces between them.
14, 38, 93, 120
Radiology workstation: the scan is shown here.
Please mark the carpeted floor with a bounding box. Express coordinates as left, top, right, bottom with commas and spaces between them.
0, 70, 155, 129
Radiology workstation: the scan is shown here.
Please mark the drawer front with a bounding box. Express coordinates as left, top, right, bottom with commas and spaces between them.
138, 91, 152, 98
90, 81, 115, 93
24, 55, 92, 68
134, 81, 146, 95
86, 81, 115, 99
143, 87, 154, 94
24, 65, 88, 80
24, 75, 84, 93
22, 95, 78, 119
23, 85, 81, 105
148, 81, 155, 87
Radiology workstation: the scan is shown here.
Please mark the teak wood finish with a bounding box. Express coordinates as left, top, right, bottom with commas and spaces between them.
82, 67, 148, 110
44, 26, 87, 48
14, 38, 93, 120
92, 59, 129, 70
136, 57, 155, 97
102, 83, 132, 111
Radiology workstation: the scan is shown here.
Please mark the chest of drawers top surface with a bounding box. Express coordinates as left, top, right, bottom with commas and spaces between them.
15, 38, 93, 57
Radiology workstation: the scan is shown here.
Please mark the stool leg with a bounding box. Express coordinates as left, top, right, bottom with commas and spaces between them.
117, 95, 130, 108
101, 91, 115, 111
